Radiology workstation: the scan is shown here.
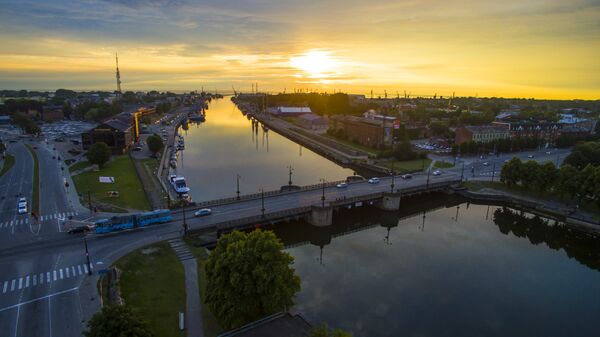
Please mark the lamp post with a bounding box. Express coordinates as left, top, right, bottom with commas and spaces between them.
260, 188, 265, 218
287, 165, 293, 186
426, 167, 431, 188
390, 162, 395, 193
320, 178, 326, 207
182, 199, 188, 236
461, 162, 465, 181
491, 162, 496, 183
84, 236, 92, 275
236, 174, 241, 200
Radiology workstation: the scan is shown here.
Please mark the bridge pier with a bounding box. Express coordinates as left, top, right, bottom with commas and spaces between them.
307, 204, 333, 227
375, 192, 402, 211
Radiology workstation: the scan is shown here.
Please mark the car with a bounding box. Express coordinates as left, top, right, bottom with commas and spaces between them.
194, 208, 212, 217
527, 154, 534, 158
32, 146, 37, 149
368, 177, 380, 184
9, 139, 17, 143
133, 146, 143, 151
336, 182, 348, 188
18, 204, 27, 214
68, 225, 92, 234
483, 162, 489, 166
546, 151, 552, 155
432, 170, 442, 176
18, 197, 27, 205
401, 174, 412, 179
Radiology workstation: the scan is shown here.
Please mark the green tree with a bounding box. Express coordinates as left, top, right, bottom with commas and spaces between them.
86, 142, 111, 168
520, 160, 540, 189
557, 164, 579, 199
146, 134, 163, 155
84, 305, 154, 337
311, 323, 353, 337
563, 142, 600, 169
535, 162, 558, 194
500, 157, 522, 187
205, 230, 301, 329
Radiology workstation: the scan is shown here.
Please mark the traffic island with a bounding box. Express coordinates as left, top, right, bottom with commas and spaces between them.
0, 154, 15, 177
24, 144, 40, 215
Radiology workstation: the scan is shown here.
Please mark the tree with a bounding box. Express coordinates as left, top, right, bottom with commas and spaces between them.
311, 323, 352, 337
563, 142, 600, 169
535, 162, 558, 194
557, 164, 579, 199
205, 230, 301, 329
86, 142, 111, 168
84, 305, 154, 337
146, 134, 163, 155
500, 157, 522, 187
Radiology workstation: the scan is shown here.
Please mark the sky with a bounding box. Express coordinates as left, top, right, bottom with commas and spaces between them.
0, 0, 599, 99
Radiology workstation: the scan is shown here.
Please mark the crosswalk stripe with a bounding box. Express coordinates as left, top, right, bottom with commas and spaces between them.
71, 266, 76, 276
25, 276, 29, 288
10, 221, 13, 226
18, 278, 22, 290
66, 268, 70, 278
77, 265, 82, 275
47, 272, 50, 283
53, 271, 57, 281
10, 280, 15, 291
25, 218, 28, 224
2, 281, 7, 293
39, 273, 44, 285
59, 269, 63, 279
33, 275, 37, 286
83, 265, 89, 274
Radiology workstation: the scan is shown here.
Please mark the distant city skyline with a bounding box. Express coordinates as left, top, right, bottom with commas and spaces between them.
0, 0, 599, 99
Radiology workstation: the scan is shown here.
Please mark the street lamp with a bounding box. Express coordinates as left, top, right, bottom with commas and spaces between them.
390, 162, 395, 193
287, 165, 294, 186
461, 162, 465, 181
491, 162, 496, 183
426, 167, 431, 188
182, 198, 188, 236
260, 188, 265, 218
320, 178, 326, 207
236, 174, 241, 200
84, 236, 92, 275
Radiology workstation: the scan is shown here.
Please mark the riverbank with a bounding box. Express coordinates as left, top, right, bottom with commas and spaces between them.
457, 181, 600, 230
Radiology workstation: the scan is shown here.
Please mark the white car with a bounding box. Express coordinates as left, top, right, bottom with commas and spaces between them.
432, 170, 442, 176
482, 162, 489, 166
194, 208, 212, 217
336, 182, 348, 188
368, 177, 380, 184
527, 154, 534, 158
18, 204, 27, 214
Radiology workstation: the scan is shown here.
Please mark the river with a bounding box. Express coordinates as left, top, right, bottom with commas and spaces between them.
176, 97, 353, 201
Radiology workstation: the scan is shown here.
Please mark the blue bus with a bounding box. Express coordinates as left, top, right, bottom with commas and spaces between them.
94, 210, 172, 234
137, 209, 173, 227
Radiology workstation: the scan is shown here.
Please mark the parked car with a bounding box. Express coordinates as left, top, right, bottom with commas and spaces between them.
433, 170, 442, 176
368, 177, 380, 184
194, 208, 212, 217
68, 225, 92, 234
336, 182, 348, 188
401, 174, 412, 179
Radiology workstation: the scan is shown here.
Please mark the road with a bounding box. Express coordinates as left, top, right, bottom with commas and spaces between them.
0, 133, 574, 337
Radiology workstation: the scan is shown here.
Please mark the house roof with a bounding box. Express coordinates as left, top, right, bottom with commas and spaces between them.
277, 106, 312, 114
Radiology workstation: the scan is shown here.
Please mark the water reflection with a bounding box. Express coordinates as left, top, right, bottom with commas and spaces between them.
271, 196, 600, 337
176, 98, 353, 201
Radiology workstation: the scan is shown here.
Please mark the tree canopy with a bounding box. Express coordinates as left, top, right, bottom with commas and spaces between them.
86, 142, 111, 168
311, 323, 353, 337
146, 134, 163, 155
84, 305, 154, 337
563, 142, 600, 169
205, 230, 301, 329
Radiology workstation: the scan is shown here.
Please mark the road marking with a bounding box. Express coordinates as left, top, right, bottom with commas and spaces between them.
0, 287, 79, 313
53, 271, 57, 281
2, 281, 7, 293
10, 280, 15, 291
59, 269, 63, 279
25, 276, 29, 288
39, 273, 44, 285
10, 221, 13, 226
47, 272, 50, 283
66, 268, 70, 278
33, 274, 37, 286
77, 265, 82, 275
71, 266, 76, 276
83, 265, 89, 274
25, 218, 28, 224
18, 278, 22, 290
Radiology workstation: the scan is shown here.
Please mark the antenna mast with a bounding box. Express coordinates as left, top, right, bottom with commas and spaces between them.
115, 53, 122, 94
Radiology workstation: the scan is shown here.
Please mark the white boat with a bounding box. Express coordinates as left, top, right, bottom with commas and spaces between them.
169, 175, 190, 194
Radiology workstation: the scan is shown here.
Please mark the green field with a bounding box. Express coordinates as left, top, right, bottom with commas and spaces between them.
115, 242, 185, 337
184, 237, 225, 337
71, 155, 151, 211
322, 134, 383, 156
379, 158, 432, 173
433, 160, 455, 169
0, 154, 15, 177
24, 145, 40, 214
68, 160, 91, 173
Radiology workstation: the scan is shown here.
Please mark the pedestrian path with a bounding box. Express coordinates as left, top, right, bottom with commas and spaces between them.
168, 238, 195, 261
1, 263, 92, 295
0, 218, 29, 228
39, 211, 78, 221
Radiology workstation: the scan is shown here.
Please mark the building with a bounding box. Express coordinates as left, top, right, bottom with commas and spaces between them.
492, 121, 562, 143
273, 106, 312, 116
558, 114, 597, 134
41, 105, 64, 122
330, 115, 392, 148
296, 113, 328, 131
81, 112, 136, 154
455, 125, 510, 144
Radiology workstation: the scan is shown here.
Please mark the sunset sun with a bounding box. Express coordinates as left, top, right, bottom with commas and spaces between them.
290, 50, 338, 78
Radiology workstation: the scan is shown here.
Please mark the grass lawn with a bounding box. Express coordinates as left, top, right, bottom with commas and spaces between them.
433, 160, 455, 169
184, 237, 225, 337
71, 155, 151, 211
68, 160, 91, 173
24, 145, 40, 214
463, 180, 600, 217
0, 154, 15, 177
115, 242, 185, 337
321, 134, 383, 156
379, 158, 432, 173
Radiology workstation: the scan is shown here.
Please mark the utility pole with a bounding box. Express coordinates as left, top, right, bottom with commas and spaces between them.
84, 236, 92, 275
320, 178, 326, 207
390, 162, 395, 193
260, 188, 265, 218
236, 174, 241, 200
491, 162, 496, 183
461, 162, 465, 181
287, 165, 293, 186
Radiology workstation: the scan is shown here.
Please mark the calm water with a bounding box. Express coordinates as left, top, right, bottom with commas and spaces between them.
176, 98, 353, 201
270, 196, 600, 337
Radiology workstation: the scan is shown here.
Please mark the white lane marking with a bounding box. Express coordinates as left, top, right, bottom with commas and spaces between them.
25, 218, 28, 224
66, 268, 70, 278
83, 265, 88, 274
10, 280, 15, 291
0, 287, 79, 313
2, 281, 7, 293
47, 272, 50, 283
71, 266, 76, 276
18, 278, 22, 290
33, 274, 37, 286
77, 265, 82, 275
59, 269, 63, 279
53, 271, 56, 281
39, 273, 44, 285
25, 276, 29, 288
9, 221, 13, 226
